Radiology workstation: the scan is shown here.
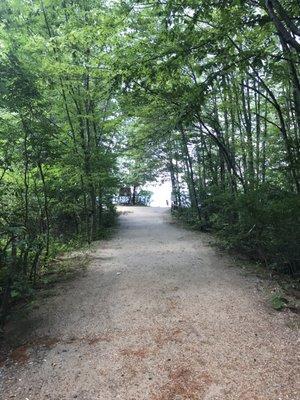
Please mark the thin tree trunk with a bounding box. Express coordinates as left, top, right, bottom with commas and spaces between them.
180, 127, 201, 220
38, 162, 50, 258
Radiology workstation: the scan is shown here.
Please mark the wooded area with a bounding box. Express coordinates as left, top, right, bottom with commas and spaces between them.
0, 0, 299, 325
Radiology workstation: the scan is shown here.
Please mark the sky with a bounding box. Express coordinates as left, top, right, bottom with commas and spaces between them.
145, 180, 172, 207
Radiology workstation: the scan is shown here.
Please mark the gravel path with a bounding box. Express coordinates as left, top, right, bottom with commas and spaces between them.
1, 207, 299, 400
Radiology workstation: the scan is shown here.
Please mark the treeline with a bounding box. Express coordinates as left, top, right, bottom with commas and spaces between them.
118, 1, 300, 273
1, 0, 299, 324
0, 1, 122, 324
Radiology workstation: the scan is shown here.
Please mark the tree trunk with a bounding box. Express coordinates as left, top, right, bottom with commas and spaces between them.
180, 127, 201, 220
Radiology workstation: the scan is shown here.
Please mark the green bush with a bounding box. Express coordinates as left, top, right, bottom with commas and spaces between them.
203, 185, 300, 274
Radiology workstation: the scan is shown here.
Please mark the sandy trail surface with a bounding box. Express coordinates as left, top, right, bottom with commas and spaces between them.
1, 207, 299, 400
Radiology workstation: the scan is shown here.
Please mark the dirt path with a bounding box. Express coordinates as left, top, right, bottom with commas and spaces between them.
1, 207, 299, 400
